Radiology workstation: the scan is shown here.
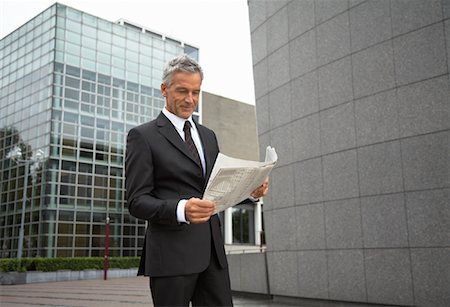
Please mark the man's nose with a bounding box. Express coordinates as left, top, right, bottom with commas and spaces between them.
185, 92, 194, 103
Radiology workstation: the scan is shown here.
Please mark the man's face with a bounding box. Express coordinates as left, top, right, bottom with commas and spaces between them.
161, 71, 201, 119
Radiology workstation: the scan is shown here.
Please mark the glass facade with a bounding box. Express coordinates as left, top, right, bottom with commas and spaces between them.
0, 3, 199, 258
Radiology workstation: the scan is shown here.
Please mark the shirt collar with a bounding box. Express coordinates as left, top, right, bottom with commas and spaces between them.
162, 107, 196, 132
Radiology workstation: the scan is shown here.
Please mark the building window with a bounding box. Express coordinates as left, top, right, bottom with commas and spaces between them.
232, 204, 255, 244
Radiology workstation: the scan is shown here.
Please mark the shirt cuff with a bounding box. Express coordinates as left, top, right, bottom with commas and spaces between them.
248, 196, 260, 203
176, 199, 190, 224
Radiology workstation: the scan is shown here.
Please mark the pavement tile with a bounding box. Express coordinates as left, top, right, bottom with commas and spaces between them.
0, 277, 296, 307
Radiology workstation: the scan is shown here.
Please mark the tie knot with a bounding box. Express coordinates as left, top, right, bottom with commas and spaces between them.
184, 121, 192, 132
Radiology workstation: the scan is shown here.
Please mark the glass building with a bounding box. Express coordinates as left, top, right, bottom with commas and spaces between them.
0, 3, 199, 258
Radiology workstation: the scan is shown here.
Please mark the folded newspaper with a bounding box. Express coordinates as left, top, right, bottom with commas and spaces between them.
203, 146, 278, 212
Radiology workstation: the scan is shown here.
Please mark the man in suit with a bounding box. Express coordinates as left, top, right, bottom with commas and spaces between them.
125, 54, 268, 307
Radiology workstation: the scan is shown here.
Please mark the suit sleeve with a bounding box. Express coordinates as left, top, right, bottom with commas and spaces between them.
125, 127, 178, 225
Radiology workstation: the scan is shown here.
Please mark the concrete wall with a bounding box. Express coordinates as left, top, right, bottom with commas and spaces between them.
202, 92, 259, 161
227, 253, 269, 294
0, 268, 138, 285
248, 1, 449, 306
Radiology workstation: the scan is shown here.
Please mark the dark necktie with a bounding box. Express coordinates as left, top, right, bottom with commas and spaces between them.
183, 121, 202, 171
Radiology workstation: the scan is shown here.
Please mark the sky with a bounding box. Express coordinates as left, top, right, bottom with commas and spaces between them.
0, 0, 256, 104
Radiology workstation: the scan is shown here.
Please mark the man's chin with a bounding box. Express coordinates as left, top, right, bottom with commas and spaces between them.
179, 111, 193, 119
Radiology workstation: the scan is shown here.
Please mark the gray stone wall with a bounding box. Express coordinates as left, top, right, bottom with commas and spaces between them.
248, 1, 449, 306
228, 253, 270, 294
202, 91, 259, 160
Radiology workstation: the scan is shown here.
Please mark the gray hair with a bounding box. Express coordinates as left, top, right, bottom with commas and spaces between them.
161, 54, 203, 86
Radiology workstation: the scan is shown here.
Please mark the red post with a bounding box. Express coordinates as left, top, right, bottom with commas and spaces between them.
104, 216, 110, 280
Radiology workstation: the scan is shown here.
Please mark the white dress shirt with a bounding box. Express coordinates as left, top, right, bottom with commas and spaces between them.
162, 107, 206, 223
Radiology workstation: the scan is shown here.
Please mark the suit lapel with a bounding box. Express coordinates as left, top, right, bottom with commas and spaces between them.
195, 121, 215, 180
156, 112, 202, 168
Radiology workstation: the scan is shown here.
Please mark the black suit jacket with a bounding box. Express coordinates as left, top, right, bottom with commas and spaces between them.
125, 112, 227, 277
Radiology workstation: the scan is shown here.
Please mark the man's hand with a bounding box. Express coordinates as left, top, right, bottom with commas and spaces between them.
185, 198, 216, 224
251, 177, 269, 199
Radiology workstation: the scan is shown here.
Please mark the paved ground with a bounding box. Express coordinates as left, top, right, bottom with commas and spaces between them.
0, 277, 294, 307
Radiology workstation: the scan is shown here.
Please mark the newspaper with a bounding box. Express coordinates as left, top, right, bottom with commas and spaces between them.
203, 146, 278, 213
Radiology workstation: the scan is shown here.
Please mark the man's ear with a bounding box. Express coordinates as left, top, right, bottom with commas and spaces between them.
161, 83, 167, 97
